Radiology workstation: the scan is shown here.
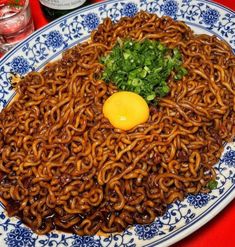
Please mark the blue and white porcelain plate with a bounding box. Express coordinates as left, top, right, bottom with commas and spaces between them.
0, 0, 234, 246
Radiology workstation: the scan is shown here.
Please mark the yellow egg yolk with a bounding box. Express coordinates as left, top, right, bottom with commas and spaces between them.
103, 91, 149, 131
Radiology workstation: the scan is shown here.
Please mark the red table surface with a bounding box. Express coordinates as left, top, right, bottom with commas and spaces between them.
11, 0, 235, 246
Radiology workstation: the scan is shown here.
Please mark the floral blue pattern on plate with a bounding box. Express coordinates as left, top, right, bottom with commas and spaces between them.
46, 30, 64, 49
0, 0, 234, 246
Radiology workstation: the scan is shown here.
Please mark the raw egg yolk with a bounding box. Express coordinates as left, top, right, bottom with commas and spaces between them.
103, 91, 149, 130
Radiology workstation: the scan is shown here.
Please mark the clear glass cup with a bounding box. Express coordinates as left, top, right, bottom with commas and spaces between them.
0, 0, 34, 54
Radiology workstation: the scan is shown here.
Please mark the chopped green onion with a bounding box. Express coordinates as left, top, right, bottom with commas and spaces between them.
100, 39, 187, 103
207, 180, 218, 190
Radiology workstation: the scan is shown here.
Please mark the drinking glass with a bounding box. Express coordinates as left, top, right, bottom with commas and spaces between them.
0, 0, 34, 54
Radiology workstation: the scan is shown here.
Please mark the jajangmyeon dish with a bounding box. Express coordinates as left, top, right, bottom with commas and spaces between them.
0, 11, 234, 235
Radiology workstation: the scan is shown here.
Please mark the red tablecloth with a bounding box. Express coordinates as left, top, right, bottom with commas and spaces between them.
12, 0, 235, 246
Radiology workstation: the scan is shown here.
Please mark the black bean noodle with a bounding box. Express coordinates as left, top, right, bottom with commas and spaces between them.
0, 11, 234, 235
